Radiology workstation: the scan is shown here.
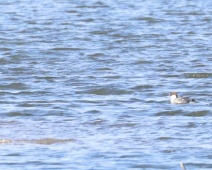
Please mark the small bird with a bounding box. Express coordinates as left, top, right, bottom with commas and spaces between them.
169, 92, 196, 104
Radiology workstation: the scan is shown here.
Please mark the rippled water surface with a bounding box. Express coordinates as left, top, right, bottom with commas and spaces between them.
0, 0, 212, 169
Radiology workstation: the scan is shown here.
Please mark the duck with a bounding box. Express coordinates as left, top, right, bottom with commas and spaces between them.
169, 92, 196, 104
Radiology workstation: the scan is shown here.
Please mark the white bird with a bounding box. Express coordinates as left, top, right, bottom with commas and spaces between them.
169, 92, 196, 104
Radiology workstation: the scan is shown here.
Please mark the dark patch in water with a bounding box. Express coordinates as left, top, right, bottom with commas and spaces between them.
184, 73, 212, 78
0, 138, 75, 145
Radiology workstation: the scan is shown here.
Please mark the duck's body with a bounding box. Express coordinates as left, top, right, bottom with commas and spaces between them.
169, 92, 196, 104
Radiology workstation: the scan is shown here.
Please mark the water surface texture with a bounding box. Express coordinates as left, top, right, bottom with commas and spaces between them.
0, 0, 212, 169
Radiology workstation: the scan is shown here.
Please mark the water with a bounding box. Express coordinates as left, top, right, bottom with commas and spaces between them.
0, 0, 212, 169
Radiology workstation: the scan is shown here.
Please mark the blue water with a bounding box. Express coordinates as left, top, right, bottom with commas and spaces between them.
0, 0, 212, 169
